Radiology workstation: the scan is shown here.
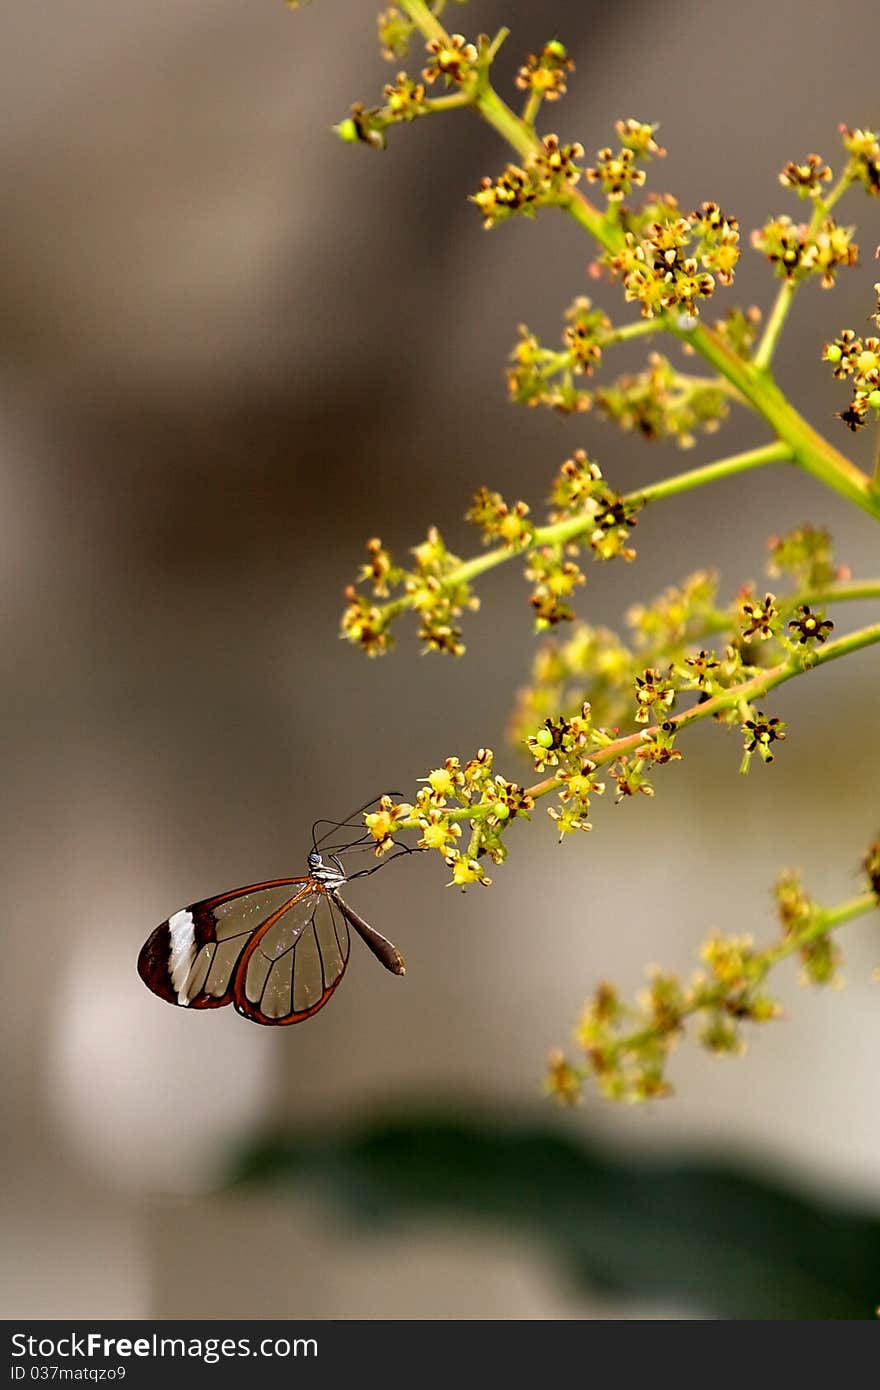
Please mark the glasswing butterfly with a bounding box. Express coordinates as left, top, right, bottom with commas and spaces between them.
137, 798, 416, 1026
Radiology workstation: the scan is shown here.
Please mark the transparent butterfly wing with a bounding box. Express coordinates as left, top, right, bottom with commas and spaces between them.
138, 878, 350, 1025
233, 888, 350, 1025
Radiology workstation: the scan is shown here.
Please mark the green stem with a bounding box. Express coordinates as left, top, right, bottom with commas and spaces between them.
472, 82, 541, 163
677, 322, 880, 520
605, 317, 667, 346
765, 891, 878, 966
753, 173, 853, 373
565, 184, 625, 254
752, 280, 796, 376
786, 578, 880, 610
631, 442, 792, 505
521, 89, 542, 129
401, 0, 447, 44
423, 91, 473, 115
375, 443, 792, 621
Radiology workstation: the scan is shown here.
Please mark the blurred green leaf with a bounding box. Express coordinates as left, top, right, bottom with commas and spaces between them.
230, 1108, 880, 1319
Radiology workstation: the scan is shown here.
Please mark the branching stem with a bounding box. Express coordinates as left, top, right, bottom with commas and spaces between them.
399, 0, 880, 522
393, 618, 880, 832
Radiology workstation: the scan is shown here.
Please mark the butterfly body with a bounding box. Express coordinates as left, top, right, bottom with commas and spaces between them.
138, 851, 404, 1027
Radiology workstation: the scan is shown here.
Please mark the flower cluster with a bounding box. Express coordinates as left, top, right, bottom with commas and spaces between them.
343, 448, 646, 654
460, 455, 641, 631
779, 153, 832, 199
525, 704, 609, 837
342, 528, 478, 656
633, 666, 675, 723
526, 547, 587, 629
507, 325, 591, 413
774, 872, 840, 985
548, 449, 640, 551
547, 929, 782, 1105
585, 120, 665, 202
606, 201, 739, 319
341, 588, 394, 656
360, 750, 534, 884
340, 20, 483, 148
422, 32, 477, 86
563, 296, 614, 374
712, 305, 763, 358
596, 353, 730, 447
738, 591, 780, 641
766, 524, 845, 591
472, 135, 584, 229
628, 569, 722, 650
511, 524, 851, 775
740, 712, 786, 771
416, 750, 534, 884
508, 296, 736, 432
545, 859, 863, 1104
466, 488, 534, 549
511, 569, 728, 744
515, 40, 574, 106
377, 6, 415, 61
383, 72, 429, 122
787, 604, 833, 647
325, 20, 879, 1107
364, 794, 414, 855
615, 118, 666, 161
586, 146, 646, 203
840, 125, 880, 197
506, 298, 613, 414
751, 215, 858, 287
520, 665, 686, 832
823, 330, 880, 431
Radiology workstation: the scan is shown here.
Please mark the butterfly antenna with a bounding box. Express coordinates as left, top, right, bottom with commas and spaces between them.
346, 844, 426, 880
312, 791, 405, 850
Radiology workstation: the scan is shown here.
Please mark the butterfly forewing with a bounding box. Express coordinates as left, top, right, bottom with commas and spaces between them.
137, 877, 350, 1024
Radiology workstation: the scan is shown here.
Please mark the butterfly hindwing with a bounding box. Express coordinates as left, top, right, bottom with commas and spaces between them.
138, 877, 350, 1023
233, 889, 350, 1025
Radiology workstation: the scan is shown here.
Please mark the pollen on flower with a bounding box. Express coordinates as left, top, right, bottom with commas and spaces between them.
364, 795, 414, 855
739, 592, 780, 641
421, 759, 465, 803
444, 850, 492, 889
779, 153, 832, 199
516, 42, 574, 104
423, 33, 477, 87
383, 73, 429, 122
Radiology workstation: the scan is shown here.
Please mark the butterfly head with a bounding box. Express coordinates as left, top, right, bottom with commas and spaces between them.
307, 849, 347, 889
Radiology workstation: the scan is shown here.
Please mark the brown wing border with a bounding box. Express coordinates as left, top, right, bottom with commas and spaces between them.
137, 877, 311, 1011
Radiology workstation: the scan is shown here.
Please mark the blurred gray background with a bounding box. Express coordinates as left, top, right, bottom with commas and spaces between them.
2, 0, 878, 1318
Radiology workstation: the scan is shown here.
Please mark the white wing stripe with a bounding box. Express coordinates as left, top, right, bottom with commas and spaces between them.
168, 908, 197, 1005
